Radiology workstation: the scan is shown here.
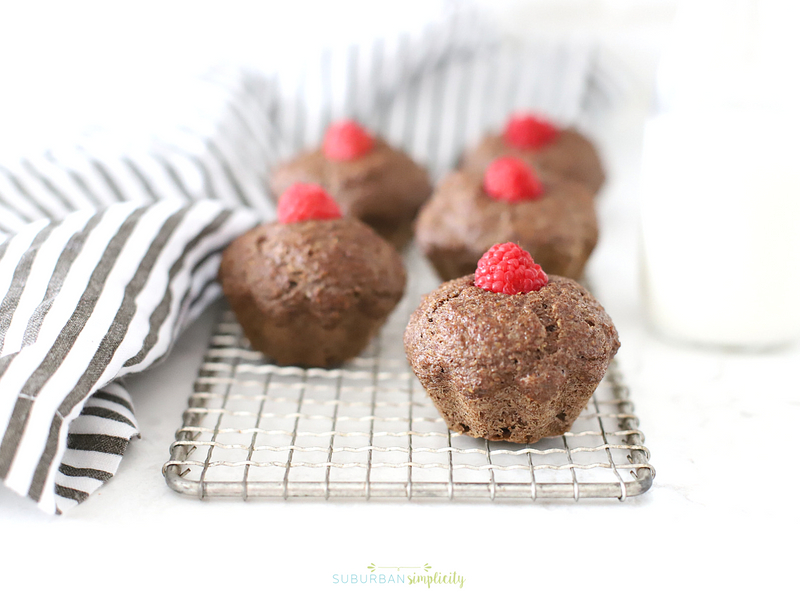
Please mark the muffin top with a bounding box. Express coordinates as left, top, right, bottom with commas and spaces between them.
460, 127, 605, 194
404, 273, 619, 401
415, 167, 597, 276
270, 138, 432, 238
219, 216, 406, 328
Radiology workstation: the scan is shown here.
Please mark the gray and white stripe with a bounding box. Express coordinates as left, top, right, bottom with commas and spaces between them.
54, 381, 138, 513
0, 200, 257, 512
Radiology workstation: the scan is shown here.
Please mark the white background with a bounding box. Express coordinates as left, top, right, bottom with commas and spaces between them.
1, 1, 798, 598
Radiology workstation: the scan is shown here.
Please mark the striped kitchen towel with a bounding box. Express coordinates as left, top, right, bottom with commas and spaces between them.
0, 4, 618, 514
0, 200, 259, 513
0, 68, 271, 513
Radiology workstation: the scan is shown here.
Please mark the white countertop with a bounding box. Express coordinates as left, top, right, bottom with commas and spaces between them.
2, 95, 796, 598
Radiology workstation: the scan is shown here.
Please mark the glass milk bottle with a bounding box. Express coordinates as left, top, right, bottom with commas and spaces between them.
639, 0, 800, 349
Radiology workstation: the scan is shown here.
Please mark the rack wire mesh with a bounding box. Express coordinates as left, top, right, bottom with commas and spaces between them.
164, 247, 654, 501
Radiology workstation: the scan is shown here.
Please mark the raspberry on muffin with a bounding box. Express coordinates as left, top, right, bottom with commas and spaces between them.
322, 120, 375, 161
219, 183, 406, 367
482, 156, 544, 203
276, 182, 342, 223
474, 241, 548, 294
404, 243, 619, 444
270, 119, 432, 249
504, 113, 560, 150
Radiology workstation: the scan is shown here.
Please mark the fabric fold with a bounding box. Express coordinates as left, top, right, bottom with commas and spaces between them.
0, 199, 258, 512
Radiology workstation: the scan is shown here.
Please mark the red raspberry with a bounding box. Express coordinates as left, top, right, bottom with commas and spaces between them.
323, 120, 375, 161
483, 157, 543, 203
277, 183, 342, 224
474, 242, 548, 295
503, 113, 560, 150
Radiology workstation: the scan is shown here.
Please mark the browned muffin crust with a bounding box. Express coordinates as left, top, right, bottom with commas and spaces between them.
219, 217, 406, 367
460, 128, 605, 194
404, 275, 619, 443
270, 139, 432, 249
414, 170, 598, 281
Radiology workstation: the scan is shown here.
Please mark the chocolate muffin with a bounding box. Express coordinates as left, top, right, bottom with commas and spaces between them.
460, 113, 605, 194
404, 243, 619, 443
219, 184, 406, 367
270, 120, 432, 249
415, 158, 598, 282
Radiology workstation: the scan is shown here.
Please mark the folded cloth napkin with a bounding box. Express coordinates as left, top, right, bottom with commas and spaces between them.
0, 200, 258, 512
0, 5, 614, 513
0, 67, 271, 512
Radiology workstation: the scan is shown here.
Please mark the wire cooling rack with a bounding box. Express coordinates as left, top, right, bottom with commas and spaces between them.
164, 247, 654, 501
